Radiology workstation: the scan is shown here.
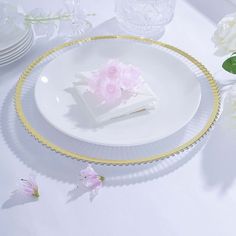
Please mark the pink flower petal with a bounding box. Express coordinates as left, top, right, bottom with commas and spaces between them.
121, 64, 141, 90
80, 165, 104, 191
103, 59, 123, 80
100, 80, 122, 102
80, 164, 97, 177
20, 175, 39, 198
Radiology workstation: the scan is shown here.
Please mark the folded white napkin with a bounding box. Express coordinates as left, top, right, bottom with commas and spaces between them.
74, 72, 158, 124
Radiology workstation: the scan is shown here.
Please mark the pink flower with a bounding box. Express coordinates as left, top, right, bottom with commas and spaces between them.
80, 165, 104, 191
88, 71, 102, 92
120, 64, 141, 90
103, 59, 122, 80
87, 60, 142, 103
20, 175, 39, 198
89, 74, 122, 102
100, 79, 122, 102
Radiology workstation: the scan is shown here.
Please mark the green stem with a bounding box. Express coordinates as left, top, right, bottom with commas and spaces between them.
25, 14, 71, 23
24, 12, 95, 24
33, 189, 40, 198
99, 176, 105, 182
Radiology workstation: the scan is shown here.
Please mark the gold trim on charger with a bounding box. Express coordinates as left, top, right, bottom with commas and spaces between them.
15, 35, 221, 165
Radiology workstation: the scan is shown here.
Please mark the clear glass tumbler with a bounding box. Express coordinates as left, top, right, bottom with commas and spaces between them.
115, 0, 176, 38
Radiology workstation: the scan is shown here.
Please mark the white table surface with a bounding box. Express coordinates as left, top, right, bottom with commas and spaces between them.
1, 1, 236, 235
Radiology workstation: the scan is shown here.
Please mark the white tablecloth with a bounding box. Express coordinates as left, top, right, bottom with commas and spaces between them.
1, 1, 236, 235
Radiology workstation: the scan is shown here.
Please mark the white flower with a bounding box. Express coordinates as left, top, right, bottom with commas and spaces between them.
212, 13, 236, 55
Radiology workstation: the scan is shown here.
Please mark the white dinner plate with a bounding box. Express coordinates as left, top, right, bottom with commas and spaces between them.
0, 25, 30, 52
0, 34, 34, 66
35, 38, 201, 146
0, 29, 33, 58
0, 30, 33, 61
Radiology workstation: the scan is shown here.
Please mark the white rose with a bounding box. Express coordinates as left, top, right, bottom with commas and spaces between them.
212, 13, 236, 55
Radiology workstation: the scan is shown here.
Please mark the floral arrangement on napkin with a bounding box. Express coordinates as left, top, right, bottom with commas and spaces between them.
88, 59, 142, 103
74, 59, 158, 124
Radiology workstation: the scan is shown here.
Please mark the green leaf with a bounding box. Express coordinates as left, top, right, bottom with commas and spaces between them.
222, 56, 236, 74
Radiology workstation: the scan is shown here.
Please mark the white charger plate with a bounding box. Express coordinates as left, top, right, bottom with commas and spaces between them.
35, 39, 201, 146
15, 36, 220, 165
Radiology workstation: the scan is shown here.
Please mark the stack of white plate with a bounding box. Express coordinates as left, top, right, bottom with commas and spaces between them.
0, 25, 34, 67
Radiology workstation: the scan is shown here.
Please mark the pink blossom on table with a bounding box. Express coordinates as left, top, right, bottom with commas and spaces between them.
120, 64, 141, 90
20, 175, 39, 198
80, 165, 104, 191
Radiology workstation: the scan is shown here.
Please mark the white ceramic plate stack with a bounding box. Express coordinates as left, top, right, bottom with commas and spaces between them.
0, 25, 34, 67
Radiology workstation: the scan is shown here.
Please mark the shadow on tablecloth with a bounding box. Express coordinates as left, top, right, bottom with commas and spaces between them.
1, 190, 38, 209
201, 114, 236, 194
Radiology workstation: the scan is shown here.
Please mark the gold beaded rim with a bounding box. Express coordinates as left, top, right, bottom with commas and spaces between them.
15, 35, 221, 165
